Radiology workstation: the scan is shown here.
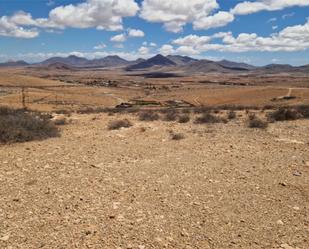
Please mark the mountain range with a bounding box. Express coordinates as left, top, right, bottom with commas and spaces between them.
0, 54, 308, 74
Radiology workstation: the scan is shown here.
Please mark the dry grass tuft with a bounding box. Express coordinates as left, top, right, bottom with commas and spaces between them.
170, 132, 185, 140
108, 119, 132, 130
139, 111, 160, 121
247, 114, 268, 129
195, 112, 227, 124
178, 114, 190, 123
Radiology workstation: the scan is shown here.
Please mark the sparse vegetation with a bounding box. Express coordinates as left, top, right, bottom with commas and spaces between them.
195, 112, 227, 124
107, 119, 132, 130
178, 114, 190, 123
162, 110, 178, 121
247, 114, 268, 129
0, 106, 59, 144
170, 132, 185, 140
268, 107, 301, 122
296, 105, 309, 118
138, 111, 160, 121
77, 107, 109, 114
227, 110, 236, 119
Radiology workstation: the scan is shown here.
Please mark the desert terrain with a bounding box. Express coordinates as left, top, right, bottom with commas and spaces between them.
0, 65, 309, 112
0, 58, 308, 249
0, 111, 308, 249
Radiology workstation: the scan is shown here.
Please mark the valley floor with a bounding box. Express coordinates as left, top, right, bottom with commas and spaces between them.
0, 113, 308, 249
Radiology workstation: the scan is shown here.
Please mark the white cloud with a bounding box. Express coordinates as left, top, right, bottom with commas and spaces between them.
231, 0, 309, 15
150, 42, 157, 47
49, 0, 139, 31
0, 16, 39, 38
0, 0, 140, 38
282, 12, 295, 19
172, 34, 211, 46
267, 17, 277, 23
193, 11, 234, 30
110, 33, 126, 42
128, 28, 145, 37
159, 44, 175, 55
93, 43, 106, 50
176, 46, 200, 55
138, 46, 150, 55
140, 0, 219, 32
169, 19, 309, 53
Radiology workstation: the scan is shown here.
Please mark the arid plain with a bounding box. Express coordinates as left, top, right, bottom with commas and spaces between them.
0, 64, 308, 249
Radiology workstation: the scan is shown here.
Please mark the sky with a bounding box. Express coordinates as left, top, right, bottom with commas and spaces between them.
0, 0, 309, 66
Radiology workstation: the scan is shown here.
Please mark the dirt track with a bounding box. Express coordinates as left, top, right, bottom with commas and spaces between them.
0, 113, 308, 249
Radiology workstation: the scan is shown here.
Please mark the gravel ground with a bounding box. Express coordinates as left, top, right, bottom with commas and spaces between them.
0, 113, 308, 249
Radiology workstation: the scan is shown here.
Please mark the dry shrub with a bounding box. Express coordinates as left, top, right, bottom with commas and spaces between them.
195, 112, 227, 124
162, 110, 178, 121
0, 107, 59, 144
138, 111, 159, 121
77, 107, 108, 114
55, 109, 72, 116
295, 105, 309, 118
268, 107, 302, 122
227, 110, 236, 119
182, 108, 191, 114
108, 119, 132, 130
247, 114, 268, 129
178, 114, 190, 123
170, 132, 185, 140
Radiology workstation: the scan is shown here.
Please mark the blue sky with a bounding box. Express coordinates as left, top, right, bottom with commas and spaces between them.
0, 0, 309, 65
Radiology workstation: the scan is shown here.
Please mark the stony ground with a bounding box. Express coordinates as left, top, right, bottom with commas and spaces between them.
0, 113, 308, 249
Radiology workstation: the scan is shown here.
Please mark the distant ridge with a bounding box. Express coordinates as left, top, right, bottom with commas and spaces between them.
40, 55, 89, 67
126, 54, 176, 71
40, 55, 129, 68
0, 60, 29, 67
166, 55, 198, 65
1, 54, 309, 74
217, 60, 256, 70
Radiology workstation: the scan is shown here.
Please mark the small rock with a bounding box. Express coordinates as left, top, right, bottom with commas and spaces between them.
293, 206, 300, 211
277, 220, 284, 225
293, 171, 302, 177
280, 243, 294, 249
138, 246, 145, 249
0, 234, 10, 241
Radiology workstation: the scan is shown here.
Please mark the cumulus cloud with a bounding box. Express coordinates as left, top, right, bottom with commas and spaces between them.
0, 16, 39, 38
48, 0, 139, 31
193, 11, 234, 30
110, 33, 126, 42
93, 43, 106, 49
128, 28, 145, 37
140, 0, 219, 32
138, 46, 150, 55
0, 0, 140, 38
172, 34, 211, 46
159, 44, 175, 55
231, 0, 309, 15
169, 19, 309, 53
